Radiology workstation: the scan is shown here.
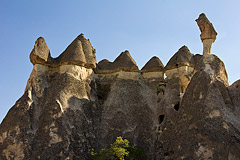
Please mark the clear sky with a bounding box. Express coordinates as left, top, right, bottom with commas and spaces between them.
1, 0, 240, 123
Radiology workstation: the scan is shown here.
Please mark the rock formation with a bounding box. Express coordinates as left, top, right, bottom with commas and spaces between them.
30, 37, 52, 65
196, 13, 217, 56
1, 13, 240, 160
141, 56, 164, 80
164, 46, 194, 93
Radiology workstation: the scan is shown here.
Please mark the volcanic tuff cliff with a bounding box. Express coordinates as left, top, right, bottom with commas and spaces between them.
1, 14, 240, 160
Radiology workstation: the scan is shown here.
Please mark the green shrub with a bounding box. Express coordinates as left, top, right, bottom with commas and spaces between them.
90, 136, 146, 160
156, 85, 164, 95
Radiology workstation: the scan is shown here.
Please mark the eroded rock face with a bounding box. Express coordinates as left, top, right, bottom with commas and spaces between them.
154, 71, 240, 159
1, 33, 240, 160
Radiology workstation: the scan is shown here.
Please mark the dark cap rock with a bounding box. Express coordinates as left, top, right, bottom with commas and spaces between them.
57, 35, 86, 66
30, 37, 52, 65
141, 56, 164, 72
95, 59, 113, 74
165, 45, 193, 70
196, 13, 217, 41
77, 34, 97, 68
112, 50, 139, 72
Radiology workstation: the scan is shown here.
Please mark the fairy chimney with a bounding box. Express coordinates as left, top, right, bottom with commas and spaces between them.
196, 13, 217, 56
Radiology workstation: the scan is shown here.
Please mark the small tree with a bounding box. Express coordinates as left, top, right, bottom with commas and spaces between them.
90, 136, 146, 160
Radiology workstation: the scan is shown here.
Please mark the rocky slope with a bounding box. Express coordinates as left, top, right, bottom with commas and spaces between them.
1, 14, 240, 160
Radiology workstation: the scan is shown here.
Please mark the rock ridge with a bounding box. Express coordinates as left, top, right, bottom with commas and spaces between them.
30, 33, 97, 69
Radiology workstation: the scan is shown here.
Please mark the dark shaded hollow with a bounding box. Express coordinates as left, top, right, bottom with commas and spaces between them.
174, 103, 180, 111
159, 115, 165, 124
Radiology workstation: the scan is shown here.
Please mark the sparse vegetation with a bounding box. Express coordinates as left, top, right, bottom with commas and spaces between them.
156, 85, 164, 95
90, 136, 146, 160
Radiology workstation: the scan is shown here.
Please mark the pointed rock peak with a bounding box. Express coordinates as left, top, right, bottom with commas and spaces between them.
57, 36, 86, 66
30, 37, 51, 65
165, 45, 193, 70
75, 33, 96, 68
114, 50, 136, 65
197, 13, 208, 21
76, 33, 86, 41
112, 50, 139, 72
141, 56, 164, 72
80, 33, 84, 37
179, 45, 190, 52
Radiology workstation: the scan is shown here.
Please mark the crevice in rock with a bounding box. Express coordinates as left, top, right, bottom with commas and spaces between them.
174, 103, 180, 111
159, 115, 165, 125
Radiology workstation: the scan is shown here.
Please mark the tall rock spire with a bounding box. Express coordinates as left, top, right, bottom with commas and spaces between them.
196, 13, 217, 56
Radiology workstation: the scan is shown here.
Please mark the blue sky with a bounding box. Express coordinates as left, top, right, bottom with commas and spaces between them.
1, 0, 240, 122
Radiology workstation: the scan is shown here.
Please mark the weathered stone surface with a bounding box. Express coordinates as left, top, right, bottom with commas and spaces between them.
112, 50, 139, 72
196, 13, 217, 55
196, 13, 217, 41
95, 50, 139, 74
56, 35, 86, 66
56, 34, 96, 68
30, 37, 52, 65
0, 64, 98, 160
191, 54, 228, 86
164, 46, 194, 92
77, 34, 97, 68
154, 70, 240, 159
141, 56, 164, 72
229, 80, 240, 116
1, 31, 240, 160
165, 45, 193, 70
95, 59, 113, 74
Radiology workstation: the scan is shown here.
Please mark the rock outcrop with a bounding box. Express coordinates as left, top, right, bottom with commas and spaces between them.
196, 13, 217, 55
96, 50, 139, 74
164, 46, 194, 92
56, 34, 87, 66
165, 45, 193, 71
30, 37, 52, 65
141, 56, 164, 72
1, 13, 240, 160
141, 56, 164, 80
